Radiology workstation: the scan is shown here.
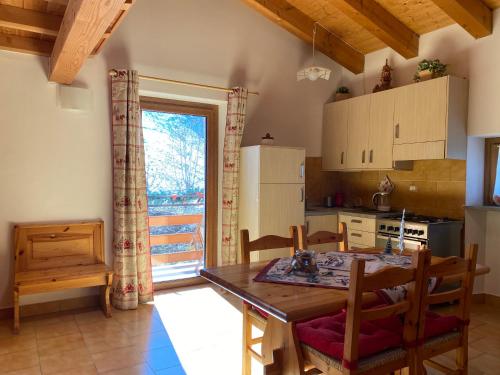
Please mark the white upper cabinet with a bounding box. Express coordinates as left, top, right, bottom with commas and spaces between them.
322, 101, 349, 170
393, 76, 468, 161
322, 76, 468, 170
259, 146, 305, 184
346, 95, 371, 170
367, 90, 395, 169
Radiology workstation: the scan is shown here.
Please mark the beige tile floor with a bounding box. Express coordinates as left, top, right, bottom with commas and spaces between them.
0, 286, 499, 375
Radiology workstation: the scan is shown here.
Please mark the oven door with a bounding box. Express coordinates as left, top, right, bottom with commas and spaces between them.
376, 234, 428, 251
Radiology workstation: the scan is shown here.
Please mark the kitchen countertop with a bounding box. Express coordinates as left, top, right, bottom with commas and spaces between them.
305, 206, 398, 218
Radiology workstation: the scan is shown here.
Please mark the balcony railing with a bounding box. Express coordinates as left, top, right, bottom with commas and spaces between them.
147, 194, 205, 270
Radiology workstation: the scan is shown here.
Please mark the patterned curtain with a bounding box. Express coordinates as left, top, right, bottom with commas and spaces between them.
221, 88, 248, 265
111, 70, 153, 309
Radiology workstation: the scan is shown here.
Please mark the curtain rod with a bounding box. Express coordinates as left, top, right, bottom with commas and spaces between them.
108, 69, 259, 96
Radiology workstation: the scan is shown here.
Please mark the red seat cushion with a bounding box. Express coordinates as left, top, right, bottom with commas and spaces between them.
244, 301, 269, 319
296, 309, 403, 360
424, 311, 460, 339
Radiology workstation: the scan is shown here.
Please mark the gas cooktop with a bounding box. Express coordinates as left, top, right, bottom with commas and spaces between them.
382, 214, 459, 224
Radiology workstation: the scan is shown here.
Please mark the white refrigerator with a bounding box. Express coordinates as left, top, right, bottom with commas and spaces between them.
239, 145, 305, 262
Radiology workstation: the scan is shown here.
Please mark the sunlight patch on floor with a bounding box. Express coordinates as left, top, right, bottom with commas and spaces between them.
154, 285, 263, 374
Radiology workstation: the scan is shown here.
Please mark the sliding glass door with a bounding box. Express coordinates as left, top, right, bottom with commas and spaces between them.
140, 97, 218, 287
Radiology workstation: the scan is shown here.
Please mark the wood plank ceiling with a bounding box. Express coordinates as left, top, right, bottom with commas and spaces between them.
0, 0, 134, 83
244, 0, 499, 74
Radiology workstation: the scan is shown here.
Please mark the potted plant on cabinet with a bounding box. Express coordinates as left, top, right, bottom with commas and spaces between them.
335, 86, 351, 101
414, 59, 447, 82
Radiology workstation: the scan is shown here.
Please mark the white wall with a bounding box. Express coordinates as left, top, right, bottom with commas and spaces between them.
0, 0, 344, 308
0, 53, 112, 308
102, 0, 343, 156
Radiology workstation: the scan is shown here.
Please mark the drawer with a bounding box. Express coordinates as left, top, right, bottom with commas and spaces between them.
338, 214, 376, 233
350, 243, 370, 251
347, 230, 375, 247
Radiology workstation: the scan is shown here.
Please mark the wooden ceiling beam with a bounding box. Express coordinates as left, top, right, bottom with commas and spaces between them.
430, 0, 492, 38
0, 4, 62, 37
243, 0, 364, 74
329, 0, 419, 59
0, 33, 53, 56
91, 0, 136, 55
49, 0, 127, 84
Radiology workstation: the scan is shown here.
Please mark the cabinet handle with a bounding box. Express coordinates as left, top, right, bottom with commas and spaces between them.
362, 150, 366, 164
351, 232, 362, 238
369, 150, 373, 163
306, 220, 310, 234
299, 162, 305, 178
395, 124, 400, 138
300, 187, 304, 202
340, 151, 344, 165
351, 219, 362, 224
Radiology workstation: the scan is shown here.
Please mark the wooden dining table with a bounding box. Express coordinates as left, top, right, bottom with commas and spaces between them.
200, 250, 490, 375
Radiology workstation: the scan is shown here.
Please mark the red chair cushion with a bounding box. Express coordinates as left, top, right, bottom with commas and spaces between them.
296, 309, 403, 360
424, 311, 461, 339
244, 301, 269, 319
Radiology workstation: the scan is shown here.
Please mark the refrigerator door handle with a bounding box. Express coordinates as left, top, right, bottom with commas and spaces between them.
299, 162, 305, 178
300, 187, 304, 202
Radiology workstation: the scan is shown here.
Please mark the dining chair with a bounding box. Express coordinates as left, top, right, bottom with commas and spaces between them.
295, 249, 428, 375
414, 244, 478, 375
298, 222, 349, 252
239, 226, 299, 375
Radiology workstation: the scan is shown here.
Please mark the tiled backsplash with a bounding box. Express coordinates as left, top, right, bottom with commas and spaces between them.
306, 158, 466, 219
305, 157, 339, 207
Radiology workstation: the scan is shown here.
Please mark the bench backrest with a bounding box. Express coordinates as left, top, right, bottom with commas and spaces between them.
14, 221, 105, 272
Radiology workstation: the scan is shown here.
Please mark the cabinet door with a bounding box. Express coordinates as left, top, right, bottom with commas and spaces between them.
393, 84, 417, 145
260, 147, 305, 184
322, 101, 348, 170
346, 96, 370, 169
414, 77, 448, 142
368, 90, 395, 169
305, 215, 339, 252
258, 183, 305, 260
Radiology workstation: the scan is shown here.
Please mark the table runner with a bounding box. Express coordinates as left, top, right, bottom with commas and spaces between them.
254, 252, 435, 304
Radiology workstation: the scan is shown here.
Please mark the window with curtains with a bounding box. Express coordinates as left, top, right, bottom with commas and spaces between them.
484, 137, 500, 205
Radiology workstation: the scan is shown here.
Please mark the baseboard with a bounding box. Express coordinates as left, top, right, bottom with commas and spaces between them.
472, 293, 500, 307
0, 294, 100, 320
472, 293, 486, 304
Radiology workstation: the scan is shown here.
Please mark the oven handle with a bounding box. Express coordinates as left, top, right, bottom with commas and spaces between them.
377, 234, 428, 247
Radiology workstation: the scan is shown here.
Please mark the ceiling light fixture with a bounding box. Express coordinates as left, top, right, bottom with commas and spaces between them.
297, 22, 331, 82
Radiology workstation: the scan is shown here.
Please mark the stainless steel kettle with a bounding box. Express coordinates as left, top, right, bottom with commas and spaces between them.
372, 192, 391, 212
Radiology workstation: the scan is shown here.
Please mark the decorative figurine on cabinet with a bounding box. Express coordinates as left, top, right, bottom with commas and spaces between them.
373, 59, 392, 93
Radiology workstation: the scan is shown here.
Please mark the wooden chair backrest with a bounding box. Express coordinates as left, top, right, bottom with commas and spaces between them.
240, 226, 298, 264
14, 221, 105, 272
343, 249, 428, 369
417, 244, 478, 342
298, 222, 349, 251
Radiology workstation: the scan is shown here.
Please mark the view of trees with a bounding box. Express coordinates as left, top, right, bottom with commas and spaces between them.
142, 110, 207, 256
142, 110, 206, 196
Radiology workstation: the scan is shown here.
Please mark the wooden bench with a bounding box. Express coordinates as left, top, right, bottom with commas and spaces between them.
13, 220, 113, 333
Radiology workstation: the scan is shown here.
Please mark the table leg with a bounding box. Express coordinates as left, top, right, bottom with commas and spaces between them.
261, 316, 304, 375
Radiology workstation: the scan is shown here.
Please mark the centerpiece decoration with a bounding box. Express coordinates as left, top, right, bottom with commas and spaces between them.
398, 209, 406, 254
290, 250, 319, 277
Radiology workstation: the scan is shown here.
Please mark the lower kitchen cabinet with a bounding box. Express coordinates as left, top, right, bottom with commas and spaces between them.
305, 214, 339, 252
338, 213, 377, 249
